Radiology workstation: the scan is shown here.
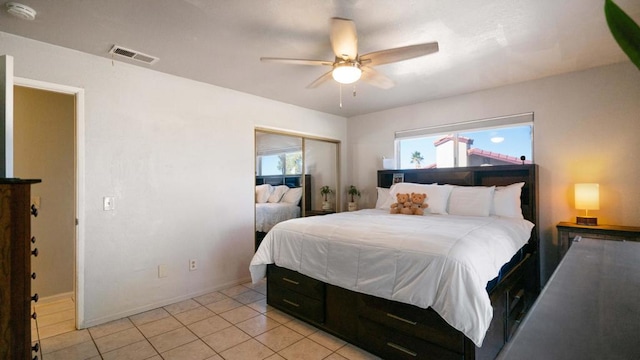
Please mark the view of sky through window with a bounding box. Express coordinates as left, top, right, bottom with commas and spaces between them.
398, 124, 532, 169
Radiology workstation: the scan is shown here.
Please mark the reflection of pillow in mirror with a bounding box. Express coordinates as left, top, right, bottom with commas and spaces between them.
281, 187, 303, 205
268, 185, 289, 203
375, 187, 393, 209
256, 184, 272, 203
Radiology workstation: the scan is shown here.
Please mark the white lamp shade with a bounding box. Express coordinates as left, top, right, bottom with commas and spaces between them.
332, 64, 362, 84
575, 183, 599, 210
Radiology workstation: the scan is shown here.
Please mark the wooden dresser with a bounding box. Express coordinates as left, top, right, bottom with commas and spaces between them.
0, 179, 41, 360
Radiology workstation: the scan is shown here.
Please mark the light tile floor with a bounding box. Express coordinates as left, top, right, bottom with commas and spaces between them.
34, 279, 381, 360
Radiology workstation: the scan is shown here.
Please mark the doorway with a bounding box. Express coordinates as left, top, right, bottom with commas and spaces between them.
13, 83, 79, 339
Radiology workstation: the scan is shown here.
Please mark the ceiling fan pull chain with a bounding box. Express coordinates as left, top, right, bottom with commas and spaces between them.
353, 85, 357, 97
339, 84, 343, 108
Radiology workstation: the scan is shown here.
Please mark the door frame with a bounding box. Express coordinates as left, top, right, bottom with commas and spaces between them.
15, 77, 86, 329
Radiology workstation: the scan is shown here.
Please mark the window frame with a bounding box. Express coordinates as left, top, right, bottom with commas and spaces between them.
394, 112, 534, 169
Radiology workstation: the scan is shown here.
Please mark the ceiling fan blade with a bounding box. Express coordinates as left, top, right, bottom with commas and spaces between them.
306, 70, 334, 89
360, 67, 395, 89
330, 18, 358, 60
360, 42, 439, 66
260, 57, 334, 66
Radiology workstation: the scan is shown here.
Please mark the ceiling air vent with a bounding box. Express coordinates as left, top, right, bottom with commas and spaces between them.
108, 45, 159, 65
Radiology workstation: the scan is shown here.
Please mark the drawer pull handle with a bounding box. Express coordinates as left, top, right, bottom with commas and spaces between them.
387, 342, 417, 357
31, 204, 38, 217
32, 343, 39, 352
386, 313, 417, 325
32, 248, 39, 257
282, 277, 299, 285
513, 289, 524, 301
283, 299, 300, 308
509, 289, 525, 313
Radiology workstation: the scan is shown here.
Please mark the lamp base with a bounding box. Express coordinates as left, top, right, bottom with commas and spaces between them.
576, 216, 598, 226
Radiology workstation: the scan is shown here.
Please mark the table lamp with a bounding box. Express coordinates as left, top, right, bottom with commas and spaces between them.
575, 183, 599, 225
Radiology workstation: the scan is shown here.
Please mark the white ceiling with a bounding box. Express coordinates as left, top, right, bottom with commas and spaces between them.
1, 0, 638, 117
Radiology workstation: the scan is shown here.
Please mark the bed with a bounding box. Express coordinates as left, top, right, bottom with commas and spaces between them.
255, 202, 301, 233
251, 165, 539, 360
255, 175, 311, 250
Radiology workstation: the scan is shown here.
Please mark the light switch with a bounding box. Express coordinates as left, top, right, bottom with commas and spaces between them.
158, 264, 168, 278
103, 197, 115, 211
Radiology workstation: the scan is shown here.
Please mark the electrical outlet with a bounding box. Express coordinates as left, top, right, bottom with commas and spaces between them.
189, 259, 197, 271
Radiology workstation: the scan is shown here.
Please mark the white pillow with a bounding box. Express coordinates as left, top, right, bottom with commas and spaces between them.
281, 187, 303, 205
448, 186, 495, 217
491, 182, 524, 219
268, 185, 289, 203
375, 187, 393, 209
255, 184, 272, 203
390, 183, 453, 215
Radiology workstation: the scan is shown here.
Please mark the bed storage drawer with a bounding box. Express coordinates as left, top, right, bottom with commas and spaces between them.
266, 265, 325, 324
505, 276, 527, 340
268, 265, 325, 300
358, 317, 463, 360
358, 293, 464, 353
268, 285, 325, 323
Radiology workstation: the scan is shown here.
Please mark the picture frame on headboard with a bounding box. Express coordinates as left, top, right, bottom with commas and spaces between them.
392, 173, 404, 184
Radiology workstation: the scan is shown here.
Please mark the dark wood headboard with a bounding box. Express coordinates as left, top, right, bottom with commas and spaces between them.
377, 164, 537, 225
256, 174, 312, 211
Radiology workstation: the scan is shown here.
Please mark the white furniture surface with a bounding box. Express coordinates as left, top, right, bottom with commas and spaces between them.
498, 237, 640, 359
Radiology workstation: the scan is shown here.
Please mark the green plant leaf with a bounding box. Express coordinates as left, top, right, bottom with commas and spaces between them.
605, 0, 640, 70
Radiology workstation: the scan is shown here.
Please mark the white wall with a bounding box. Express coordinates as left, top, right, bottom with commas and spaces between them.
347, 62, 640, 283
1, 32, 347, 327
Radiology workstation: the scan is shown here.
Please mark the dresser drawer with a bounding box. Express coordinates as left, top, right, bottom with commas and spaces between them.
268, 285, 325, 323
267, 265, 325, 300
358, 317, 463, 360
357, 293, 464, 353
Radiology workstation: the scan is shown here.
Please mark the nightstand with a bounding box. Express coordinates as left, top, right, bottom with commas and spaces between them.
305, 210, 336, 217
556, 222, 640, 260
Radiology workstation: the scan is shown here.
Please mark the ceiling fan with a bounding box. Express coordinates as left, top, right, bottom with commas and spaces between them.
260, 18, 439, 89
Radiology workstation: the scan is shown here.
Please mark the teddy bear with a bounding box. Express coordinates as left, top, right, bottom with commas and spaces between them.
409, 192, 429, 215
390, 193, 411, 214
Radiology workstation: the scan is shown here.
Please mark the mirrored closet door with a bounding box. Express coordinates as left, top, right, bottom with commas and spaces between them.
255, 129, 340, 250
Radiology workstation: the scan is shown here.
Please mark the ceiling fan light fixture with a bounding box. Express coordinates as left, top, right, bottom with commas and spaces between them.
332, 63, 362, 84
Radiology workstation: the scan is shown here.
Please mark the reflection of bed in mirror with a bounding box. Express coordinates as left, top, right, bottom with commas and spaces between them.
255, 174, 311, 250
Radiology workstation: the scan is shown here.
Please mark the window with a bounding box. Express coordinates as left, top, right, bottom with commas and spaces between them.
258, 151, 302, 176
395, 113, 533, 169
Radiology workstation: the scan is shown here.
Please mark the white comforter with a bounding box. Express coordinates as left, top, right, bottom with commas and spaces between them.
250, 209, 534, 347
255, 203, 301, 232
